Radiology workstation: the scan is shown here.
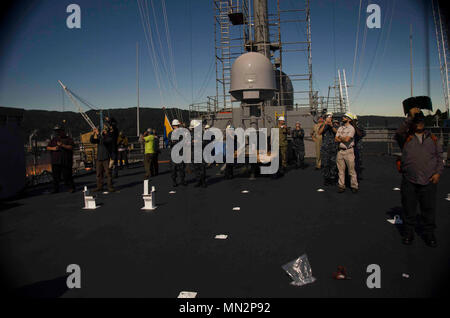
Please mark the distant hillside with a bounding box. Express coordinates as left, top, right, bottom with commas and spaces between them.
4, 106, 446, 141
19, 107, 191, 140
357, 116, 405, 129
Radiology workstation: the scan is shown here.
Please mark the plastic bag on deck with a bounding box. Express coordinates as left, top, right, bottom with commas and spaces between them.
282, 254, 316, 286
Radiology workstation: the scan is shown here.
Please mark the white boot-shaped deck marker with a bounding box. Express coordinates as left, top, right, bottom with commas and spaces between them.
83, 186, 99, 210
142, 180, 156, 211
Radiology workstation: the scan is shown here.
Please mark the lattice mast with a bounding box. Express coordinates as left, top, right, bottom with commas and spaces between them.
432, 0, 450, 118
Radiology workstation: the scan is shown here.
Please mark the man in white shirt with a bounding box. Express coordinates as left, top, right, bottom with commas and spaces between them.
335, 113, 359, 193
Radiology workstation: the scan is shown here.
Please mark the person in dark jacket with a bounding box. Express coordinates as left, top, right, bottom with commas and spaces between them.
153, 129, 160, 176
292, 122, 305, 169
90, 126, 115, 192
46, 125, 75, 193
352, 116, 366, 180
190, 120, 207, 188
117, 131, 129, 169
105, 117, 119, 178
395, 111, 444, 247
224, 125, 238, 180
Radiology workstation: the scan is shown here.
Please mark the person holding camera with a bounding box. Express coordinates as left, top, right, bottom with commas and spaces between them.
311, 116, 324, 170
395, 110, 443, 247
90, 126, 115, 192
140, 128, 157, 180
318, 113, 338, 186
46, 125, 75, 193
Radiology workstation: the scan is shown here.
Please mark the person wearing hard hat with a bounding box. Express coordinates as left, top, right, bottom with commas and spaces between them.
278, 116, 289, 175
189, 119, 207, 187
335, 112, 358, 193
311, 116, 324, 170
292, 122, 305, 169
168, 119, 187, 187
46, 124, 76, 193
318, 113, 338, 186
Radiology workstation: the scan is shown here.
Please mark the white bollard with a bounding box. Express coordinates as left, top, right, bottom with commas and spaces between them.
83, 187, 99, 210
142, 183, 156, 211
144, 179, 149, 195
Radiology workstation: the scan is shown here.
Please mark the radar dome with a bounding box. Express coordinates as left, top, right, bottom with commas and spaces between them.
229, 52, 276, 102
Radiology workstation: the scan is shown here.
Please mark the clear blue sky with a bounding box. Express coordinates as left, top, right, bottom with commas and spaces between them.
0, 0, 445, 116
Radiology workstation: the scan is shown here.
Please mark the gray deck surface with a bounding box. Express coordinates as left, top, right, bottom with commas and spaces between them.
1, 153, 449, 298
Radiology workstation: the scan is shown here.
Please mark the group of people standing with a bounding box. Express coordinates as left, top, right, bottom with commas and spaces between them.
46, 106, 444, 248
167, 119, 207, 188
47, 116, 130, 193
311, 112, 365, 193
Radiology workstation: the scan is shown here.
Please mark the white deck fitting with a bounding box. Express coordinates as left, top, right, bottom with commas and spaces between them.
177, 291, 197, 298
215, 234, 228, 239
142, 181, 156, 210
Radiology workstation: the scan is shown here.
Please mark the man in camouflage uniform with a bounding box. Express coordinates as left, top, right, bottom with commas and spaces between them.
278, 116, 289, 175
352, 115, 366, 180
318, 113, 338, 186
292, 122, 305, 169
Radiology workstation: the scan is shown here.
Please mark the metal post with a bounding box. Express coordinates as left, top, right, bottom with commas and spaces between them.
343, 69, 350, 112
338, 70, 344, 112
253, 0, 270, 58
306, 0, 313, 110
432, 0, 449, 119
137, 42, 140, 136
410, 24, 414, 97
437, 2, 450, 118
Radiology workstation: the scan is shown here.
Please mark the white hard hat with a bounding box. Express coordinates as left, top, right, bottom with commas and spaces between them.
344, 112, 354, 120
205, 124, 210, 129
326, 112, 333, 117
278, 116, 285, 121
172, 119, 180, 126
226, 124, 233, 129
189, 119, 201, 129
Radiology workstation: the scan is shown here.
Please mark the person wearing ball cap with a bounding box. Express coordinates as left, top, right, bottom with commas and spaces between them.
335, 112, 358, 193
395, 110, 443, 247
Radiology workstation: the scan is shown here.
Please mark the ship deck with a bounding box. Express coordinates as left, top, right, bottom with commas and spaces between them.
1, 151, 449, 298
